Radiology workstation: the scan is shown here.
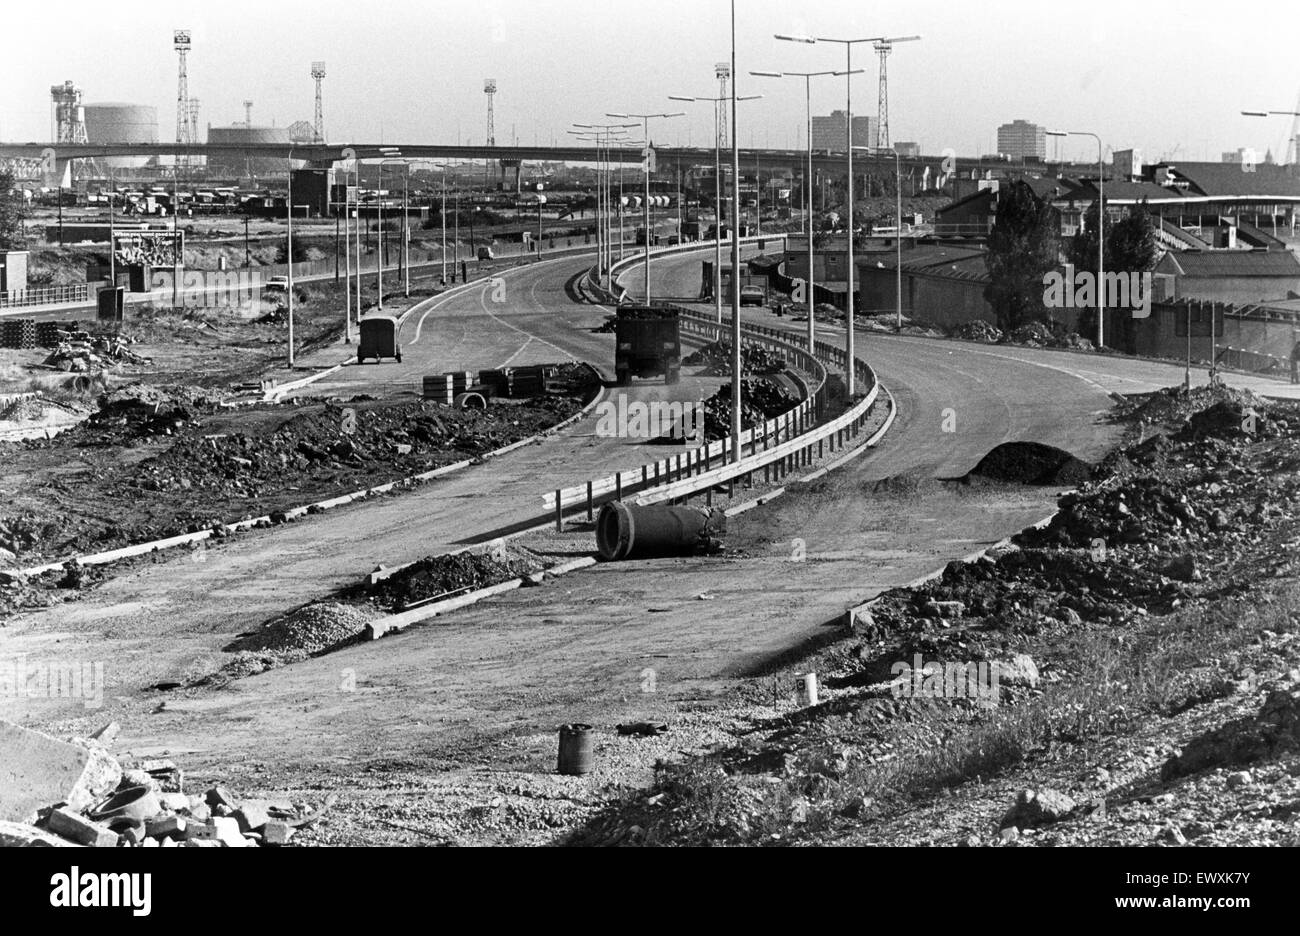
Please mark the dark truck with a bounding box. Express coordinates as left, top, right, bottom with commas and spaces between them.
615, 305, 681, 385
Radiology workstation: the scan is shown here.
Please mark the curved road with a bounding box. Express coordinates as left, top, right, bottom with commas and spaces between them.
8, 241, 1294, 812
1, 250, 715, 695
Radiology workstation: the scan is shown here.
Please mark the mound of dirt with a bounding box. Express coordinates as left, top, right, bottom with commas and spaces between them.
1115, 385, 1264, 431
361, 552, 540, 612
228, 601, 377, 655
968, 441, 1092, 486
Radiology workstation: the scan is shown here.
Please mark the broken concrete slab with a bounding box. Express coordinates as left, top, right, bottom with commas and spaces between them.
45, 807, 118, 847
0, 819, 79, 847
262, 820, 293, 846
233, 804, 269, 833
213, 816, 247, 848
0, 720, 122, 823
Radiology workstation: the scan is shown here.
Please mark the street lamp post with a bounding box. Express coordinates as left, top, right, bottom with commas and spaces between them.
856, 145, 903, 330
1047, 130, 1104, 348
106, 168, 116, 292
751, 68, 857, 351
728, 0, 741, 462
375, 152, 405, 311
606, 111, 685, 304
434, 163, 449, 283
286, 144, 296, 366
778, 32, 919, 394
343, 167, 352, 342
669, 92, 761, 326
353, 159, 362, 319
573, 124, 638, 291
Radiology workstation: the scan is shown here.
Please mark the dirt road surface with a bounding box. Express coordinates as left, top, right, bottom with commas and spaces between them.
8, 241, 1272, 845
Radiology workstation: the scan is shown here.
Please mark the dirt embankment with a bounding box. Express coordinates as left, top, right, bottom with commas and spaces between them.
566, 385, 1300, 847
0, 386, 588, 612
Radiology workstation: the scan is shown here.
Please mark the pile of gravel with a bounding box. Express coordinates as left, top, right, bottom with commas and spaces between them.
230, 601, 376, 655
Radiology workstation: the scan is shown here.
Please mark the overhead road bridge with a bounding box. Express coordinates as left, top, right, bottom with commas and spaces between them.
0, 140, 1099, 184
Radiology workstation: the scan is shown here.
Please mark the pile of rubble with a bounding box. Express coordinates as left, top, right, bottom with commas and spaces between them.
1008, 321, 1055, 347
0, 719, 320, 847
43, 333, 150, 372
700, 378, 799, 441
683, 340, 787, 376
952, 320, 1003, 343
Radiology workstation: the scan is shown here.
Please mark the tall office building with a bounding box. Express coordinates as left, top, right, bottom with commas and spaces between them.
996, 119, 1046, 160
811, 110, 878, 152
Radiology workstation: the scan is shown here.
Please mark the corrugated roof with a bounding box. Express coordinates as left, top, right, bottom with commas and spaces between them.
1156, 249, 1300, 277
1155, 162, 1300, 199
1059, 180, 1186, 203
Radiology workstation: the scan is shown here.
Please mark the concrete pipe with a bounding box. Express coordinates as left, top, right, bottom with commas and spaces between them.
453, 391, 487, 409
596, 501, 726, 562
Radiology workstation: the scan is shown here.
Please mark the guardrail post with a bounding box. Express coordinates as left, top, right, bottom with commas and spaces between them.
555, 490, 563, 532
615, 472, 622, 502
586, 481, 594, 521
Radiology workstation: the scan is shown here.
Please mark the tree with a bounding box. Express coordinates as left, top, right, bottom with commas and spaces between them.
1069, 199, 1157, 350
983, 180, 1060, 332
0, 170, 25, 251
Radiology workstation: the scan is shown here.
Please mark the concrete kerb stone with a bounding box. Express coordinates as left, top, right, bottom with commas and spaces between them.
364, 556, 601, 640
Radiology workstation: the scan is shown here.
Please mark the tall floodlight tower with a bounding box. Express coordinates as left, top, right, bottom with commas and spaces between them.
873, 41, 891, 149
484, 78, 497, 146
243, 101, 253, 127
872, 36, 920, 149
715, 62, 730, 154
311, 62, 326, 143
174, 29, 192, 172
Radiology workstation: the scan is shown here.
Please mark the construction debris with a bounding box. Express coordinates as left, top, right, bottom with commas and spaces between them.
43, 333, 150, 372
684, 339, 787, 376
0, 718, 312, 847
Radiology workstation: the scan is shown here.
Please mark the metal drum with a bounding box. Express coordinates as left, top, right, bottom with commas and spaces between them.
556, 724, 594, 776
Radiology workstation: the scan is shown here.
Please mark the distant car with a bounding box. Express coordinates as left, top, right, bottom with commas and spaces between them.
740, 285, 765, 307
477, 245, 495, 260
264, 275, 289, 293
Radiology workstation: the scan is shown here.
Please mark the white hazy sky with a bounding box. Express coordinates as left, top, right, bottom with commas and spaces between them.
4, 0, 1299, 164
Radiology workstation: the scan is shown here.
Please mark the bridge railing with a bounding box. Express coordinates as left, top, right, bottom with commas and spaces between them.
541, 301, 884, 522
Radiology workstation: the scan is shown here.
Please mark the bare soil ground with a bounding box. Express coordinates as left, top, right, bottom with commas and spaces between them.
0, 391, 586, 561
568, 385, 1300, 847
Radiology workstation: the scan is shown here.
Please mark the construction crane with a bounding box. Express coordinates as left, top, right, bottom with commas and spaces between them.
871, 35, 920, 150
